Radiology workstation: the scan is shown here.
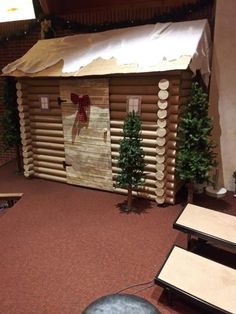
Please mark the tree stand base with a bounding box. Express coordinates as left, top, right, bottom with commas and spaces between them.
205, 186, 227, 198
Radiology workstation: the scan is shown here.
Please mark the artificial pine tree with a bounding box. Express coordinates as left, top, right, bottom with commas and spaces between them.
116, 111, 145, 211
0, 77, 22, 172
176, 82, 216, 203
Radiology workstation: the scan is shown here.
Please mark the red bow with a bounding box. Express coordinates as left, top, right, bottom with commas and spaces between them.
71, 93, 90, 122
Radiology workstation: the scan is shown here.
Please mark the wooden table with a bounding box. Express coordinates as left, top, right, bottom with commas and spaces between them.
155, 245, 236, 314
173, 204, 236, 251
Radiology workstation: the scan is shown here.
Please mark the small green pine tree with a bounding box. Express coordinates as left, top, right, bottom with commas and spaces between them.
176, 82, 216, 203
116, 111, 145, 211
0, 77, 22, 172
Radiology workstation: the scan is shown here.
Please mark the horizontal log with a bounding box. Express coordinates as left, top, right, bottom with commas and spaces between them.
23, 157, 33, 165
114, 187, 156, 201
157, 155, 165, 164
166, 182, 175, 190
31, 129, 64, 137
33, 160, 64, 170
156, 163, 165, 171
165, 196, 175, 204
165, 189, 175, 197
110, 77, 172, 86
33, 166, 66, 177
158, 90, 169, 100
28, 102, 60, 109
111, 160, 156, 171
156, 171, 164, 180
33, 173, 67, 183
168, 105, 179, 115
156, 146, 165, 155
157, 128, 167, 137
166, 174, 175, 182
167, 140, 177, 149
18, 104, 28, 112
179, 96, 191, 105
22, 151, 33, 158
141, 103, 158, 113
167, 149, 176, 158
27, 86, 59, 94
170, 85, 180, 96
111, 151, 156, 163
110, 128, 157, 138
33, 154, 65, 163
16, 90, 23, 98
168, 114, 178, 123
111, 143, 156, 155
19, 112, 29, 119
168, 96, 179, 106
29, 108, 61, 115
155, 188, 165, 197
20, 118, 30, 126
166, 158, 176, 166
181, 80, 192, 89
110, 111, 157, 122
32, 148, 65, 157
181, 70, 193, 79
30, 122, 63, 130
110, 85, 161, 95
112, 174, 156, 187
110, 94, 158, 104
20, 132, 31, 140
22, 145, 32, 152
31, 135, 64, 143
21, 138, 32, 146
112, 167, 156, 180
24, 170, 34, 177
158, 79, 170, 90
156, 197, 165, 204
110, 103, 126, 112
24, 164, 34, 171
20, 125, 31, 133
167, 132, 177, 141
17, 98, 24, 106
157, 119, 167, 128
30, 115, 62, 123
110, 120, 158, 131
157, 109, 167, 119
157, 100, 168, 110
180, 89, 191, 97
110, 102, 157, 113
156, 180, 165, 188
28, 79, 59, 86
168, 123, 178, 132
111, 136, 156, 146
166, 166, 175, 174
32, 141, 64, 150
156, 137, 166, 147
16, 81, 24, 90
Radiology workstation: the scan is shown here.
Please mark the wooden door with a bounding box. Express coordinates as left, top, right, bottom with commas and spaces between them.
60, 79, 113, 191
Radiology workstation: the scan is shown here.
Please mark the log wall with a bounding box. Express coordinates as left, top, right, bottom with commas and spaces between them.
17, 72, 192, 204
109, 71, 192, 204
17, 79, 67, 183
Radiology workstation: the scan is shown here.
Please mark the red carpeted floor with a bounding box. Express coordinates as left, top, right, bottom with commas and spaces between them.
0, 160, 235, 314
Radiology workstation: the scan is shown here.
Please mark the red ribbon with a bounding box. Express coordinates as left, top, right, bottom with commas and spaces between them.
71, 93, 90, 122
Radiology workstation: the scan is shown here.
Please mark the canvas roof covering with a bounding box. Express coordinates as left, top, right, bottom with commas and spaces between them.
2, 19, 211, 84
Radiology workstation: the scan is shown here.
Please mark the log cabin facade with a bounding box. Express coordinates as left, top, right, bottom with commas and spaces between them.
2, 20, 211, 204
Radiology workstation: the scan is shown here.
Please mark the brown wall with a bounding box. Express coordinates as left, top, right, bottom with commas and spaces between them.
209, 0, 236, 191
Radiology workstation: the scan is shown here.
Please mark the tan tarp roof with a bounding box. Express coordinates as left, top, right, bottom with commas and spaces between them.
2, 19, 211, 84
